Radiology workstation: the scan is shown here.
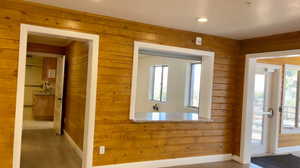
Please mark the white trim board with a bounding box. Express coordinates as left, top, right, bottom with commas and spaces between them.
276, 146, 300, 154
94, 154, 232, 168
13, 24, 99, 168
232, 155, 243, 164
64, 130, 83, 158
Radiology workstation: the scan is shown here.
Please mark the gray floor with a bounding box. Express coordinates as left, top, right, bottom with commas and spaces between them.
21, 129, 81, 168
21, 129, 259, 168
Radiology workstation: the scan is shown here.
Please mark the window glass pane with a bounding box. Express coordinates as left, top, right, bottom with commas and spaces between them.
283, 69, 298, 128
153, 66, 162, 101
150, 112, 166, 121
190, 63, 201, 107
161, 66, 168, 102
252, 74, 265, 144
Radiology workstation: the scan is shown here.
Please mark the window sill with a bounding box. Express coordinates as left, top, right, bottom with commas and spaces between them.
130, 118, 213, 123
281, 128, 300, 134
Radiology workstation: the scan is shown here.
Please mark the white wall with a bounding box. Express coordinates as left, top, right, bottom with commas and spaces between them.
135, 55, 198, 120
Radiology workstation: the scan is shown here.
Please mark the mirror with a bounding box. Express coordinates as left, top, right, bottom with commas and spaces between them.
130, 42, 214, 122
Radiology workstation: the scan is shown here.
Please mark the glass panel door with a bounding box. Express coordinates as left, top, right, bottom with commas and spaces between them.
251, 63, 281, 156
283, 69, 298, 128
252, 73, 266, 144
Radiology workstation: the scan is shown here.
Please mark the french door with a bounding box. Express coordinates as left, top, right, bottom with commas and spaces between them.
251, 63, 281, 155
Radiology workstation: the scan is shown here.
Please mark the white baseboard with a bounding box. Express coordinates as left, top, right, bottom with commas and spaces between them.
232, 155, 242, 163
232, 155, 243, 163
94, 154, 232, 168
63, 130, 83, 158
276, 145, 300, 154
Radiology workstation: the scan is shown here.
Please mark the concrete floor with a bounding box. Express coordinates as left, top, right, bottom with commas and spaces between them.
21, 129, 81, 168
20, 129, 259, 168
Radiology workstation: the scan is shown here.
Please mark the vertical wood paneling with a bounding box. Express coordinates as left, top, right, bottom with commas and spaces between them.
64, 41, 88, 150
0, 0, 241, 167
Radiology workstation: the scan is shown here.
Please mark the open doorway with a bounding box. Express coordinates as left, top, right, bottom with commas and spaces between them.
240, 49, 300, 166
21, 34, 89, 168
250, 63, 281, 156
13, 24, 99, 168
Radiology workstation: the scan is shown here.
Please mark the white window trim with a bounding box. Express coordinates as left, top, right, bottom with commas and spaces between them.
186, 62, 201, 108
281, 64, 300, 134
130, 41, 214, 121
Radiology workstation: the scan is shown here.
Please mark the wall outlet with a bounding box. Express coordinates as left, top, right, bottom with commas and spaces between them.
99, 146, 105, 155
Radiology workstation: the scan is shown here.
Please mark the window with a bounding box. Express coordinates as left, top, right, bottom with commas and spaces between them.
130, 41, 214, 121
187, 63, 201, 108
282, 66, 300, 129
150, 65, 168, 102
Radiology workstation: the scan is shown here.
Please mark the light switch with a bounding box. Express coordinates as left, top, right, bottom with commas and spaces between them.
195, 37, 202, 45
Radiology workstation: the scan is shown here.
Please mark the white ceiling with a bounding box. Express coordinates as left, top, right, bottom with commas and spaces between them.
27, 0, 300, 40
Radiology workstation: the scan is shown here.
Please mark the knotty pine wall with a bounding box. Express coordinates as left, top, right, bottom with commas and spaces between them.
257, 57, 300, 66
0, 0, 242, 167
64, 41, 88, 150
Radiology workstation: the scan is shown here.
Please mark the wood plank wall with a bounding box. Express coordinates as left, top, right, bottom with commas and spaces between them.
27, 42, 66, 55
0, 0, 242, 167
239, 32, 300, 152
257, 57, 300, 66
63, 41, 88, 150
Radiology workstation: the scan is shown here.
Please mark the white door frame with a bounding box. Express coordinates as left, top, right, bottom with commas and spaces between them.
240, 49, 300, 164
13, 24, 99, 168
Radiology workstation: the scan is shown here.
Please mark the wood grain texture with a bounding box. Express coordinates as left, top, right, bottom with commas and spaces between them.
278, 134, 300, 147
42, 57, 57, 83
32, 95, 55, 121
239, 32, 300, 153
63, 41, 88, 150
257, 57, 300, 65
27, 42, 66, 55
0, 0, 242, 167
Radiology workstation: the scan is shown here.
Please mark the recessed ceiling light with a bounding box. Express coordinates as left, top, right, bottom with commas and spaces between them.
197, 17, 208, 23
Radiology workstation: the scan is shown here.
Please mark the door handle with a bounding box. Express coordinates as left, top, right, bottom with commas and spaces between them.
255, 108, 274, 118
264, 108, 273, 118
57, 98, 63, 101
